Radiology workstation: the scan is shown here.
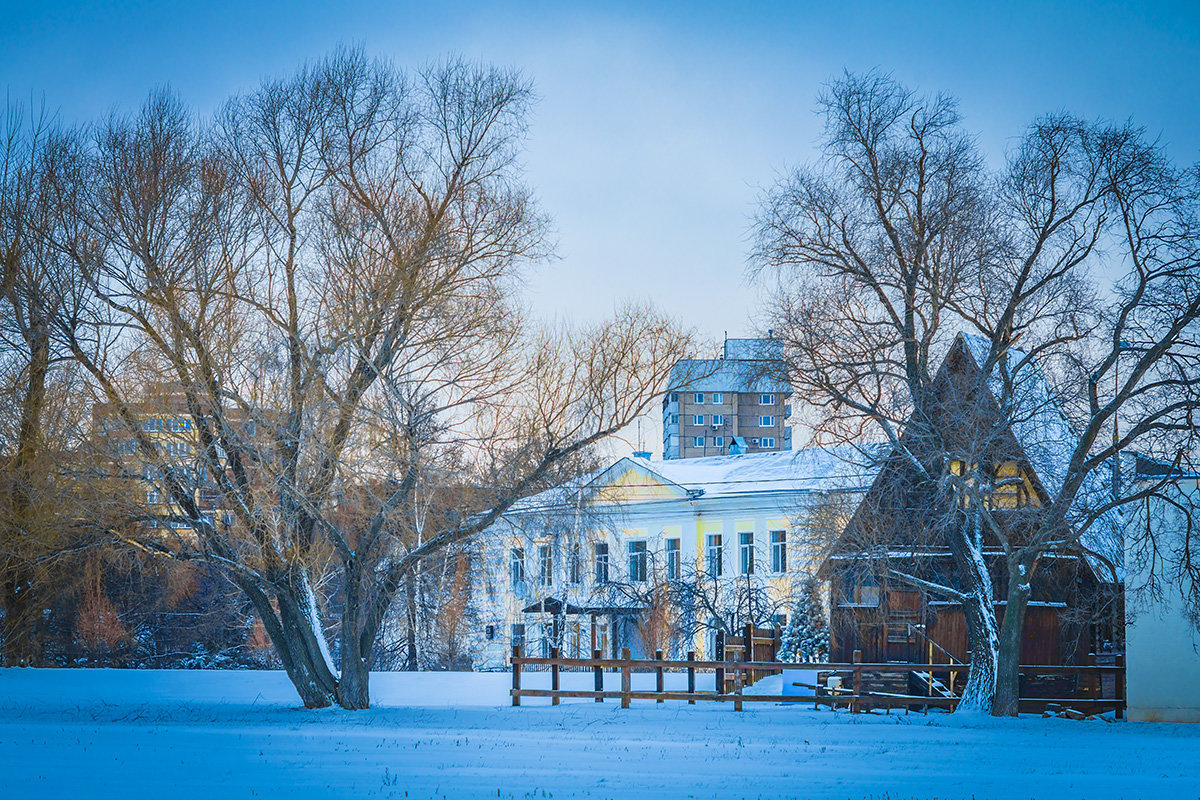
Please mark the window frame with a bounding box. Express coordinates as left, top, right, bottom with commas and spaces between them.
627, 540, 648, 583
705, 534, 723, 579
739, 531, 754, 575
770, 530, 787, 573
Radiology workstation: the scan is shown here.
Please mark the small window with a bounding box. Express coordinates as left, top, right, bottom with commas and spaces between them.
594, 543, 610, 584
750, 438, 760, 446
510, 548, 525, 586
712, 414, 724, 426
143, 418, 162, 432
711, 392, 723, 403
693, 414, 705, 425
770, 530, 787, 573
759, 394, 774, 405
713, 436, 724, 447
145, 490, 159, 504
739, 531, 754, 575
759, 415, 775, 427
705, 534, 723, 579
568, 543, 582, 584
538, 544, 553, 586
669, 393, 678, 402
665, 538, 681, 580
670, 413, 679, 424
693, 392, 705, 403
761, 437, 776, 448
628, 540, 648, 582
694, 436, 705, 447
485, 624, 496, 641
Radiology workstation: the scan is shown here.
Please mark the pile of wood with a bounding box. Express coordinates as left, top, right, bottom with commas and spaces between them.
1041, 702, 1113, 722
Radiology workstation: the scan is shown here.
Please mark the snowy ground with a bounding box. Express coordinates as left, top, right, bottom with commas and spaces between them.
1, 669, 1198, 800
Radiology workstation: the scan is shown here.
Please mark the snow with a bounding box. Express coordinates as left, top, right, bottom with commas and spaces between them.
3, 669, 1199, 799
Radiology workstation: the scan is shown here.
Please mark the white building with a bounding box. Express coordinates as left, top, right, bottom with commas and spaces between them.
1126, 463, 1200, 722
470, 447, 874, 669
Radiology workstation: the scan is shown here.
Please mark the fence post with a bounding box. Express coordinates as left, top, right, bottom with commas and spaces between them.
716, 633, 726, 696
687, 650, 696, 704
511, 644, 522, 707
551, 647, 560, 706
851, 649, 862, 714
734, 665, 743, 712
655, 649, 664, 703
592, 648, 604, 703
620, 647, 632, 709
1115, 653, 1125, 720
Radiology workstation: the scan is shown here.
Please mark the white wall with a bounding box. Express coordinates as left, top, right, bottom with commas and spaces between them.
1126, 478, 1200, 722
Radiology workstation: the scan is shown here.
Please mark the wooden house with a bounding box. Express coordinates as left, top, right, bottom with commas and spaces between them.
825, 333, 1124, 667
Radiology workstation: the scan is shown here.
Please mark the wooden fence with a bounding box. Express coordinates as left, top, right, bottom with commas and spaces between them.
509, 646, 1125, 716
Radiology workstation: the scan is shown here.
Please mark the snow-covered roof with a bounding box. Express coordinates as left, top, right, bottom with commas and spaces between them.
622, 445, 877, 499
669, 358, 791, 395
507, 446, 878, 517
957, 333, 1124, 580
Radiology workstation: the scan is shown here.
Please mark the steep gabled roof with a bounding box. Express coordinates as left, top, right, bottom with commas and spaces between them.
956, 333, 1124, 581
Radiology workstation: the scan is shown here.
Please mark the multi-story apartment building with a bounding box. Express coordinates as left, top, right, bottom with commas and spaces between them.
662, 338, 792, 459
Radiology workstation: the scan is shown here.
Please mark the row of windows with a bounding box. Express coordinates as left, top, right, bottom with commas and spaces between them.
669, 393, 778, 406
143, 417, 193, 433
691, 436, 775, 448
509, 531, 788, 587
687, 414, 775, 427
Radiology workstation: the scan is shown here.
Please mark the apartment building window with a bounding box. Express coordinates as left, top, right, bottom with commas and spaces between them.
538, 544, 553, 586
739, 531, 754, 575
759, 394, 775, 405
165, 417, 192, 433
694, 436, 705, 447
510, 548, 525, 586
693, 392, 705, 403
568, 543, 581, 584
669, 392, 678, 402
711, 392, 723, 403
142, 464, 156, 480
761, 437, 776, 448
670, 413, 679, 424
693, 414, 705, 425
705, 535, 723, 578
713, 436, 724, 447
770, 530, 787, 573
628, 540, 648, 582
145, 490, 159, 504
759, 415, 775, 427
711, 414, 724, 426
143, 418, 162, 432
665, 538, 681, 580
594, 543, 610, 584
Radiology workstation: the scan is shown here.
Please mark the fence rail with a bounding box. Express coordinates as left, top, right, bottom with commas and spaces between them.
509, 645, 1125, 716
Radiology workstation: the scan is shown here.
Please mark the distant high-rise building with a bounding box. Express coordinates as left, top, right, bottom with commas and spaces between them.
661, 338, 792, 460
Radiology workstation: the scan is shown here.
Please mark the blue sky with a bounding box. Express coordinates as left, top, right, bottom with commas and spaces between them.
4, 0, 1199, 352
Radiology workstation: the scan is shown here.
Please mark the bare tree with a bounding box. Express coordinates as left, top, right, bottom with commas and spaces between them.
50, 50, 691, 709
753, 71, 1200, 715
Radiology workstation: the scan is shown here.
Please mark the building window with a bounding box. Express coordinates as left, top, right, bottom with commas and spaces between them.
712, 414, 724, 426
713, 436, 724, 447
568, 543, 581, 584
670, 413, 679, 424
510, 548, 525, 586
511, 623, 526, 650
143, 418, 162, 432
538, 544, 553, 586
665, 538, 681, 580
142, 464, 156, 480
485, 624, 495, 641
693, 414, 705, 425
694, 436, 705, 448
761, 437, 775, 448
759, 415, 775, 427
669, 393, 678, 402
770, 530, 787, 573
759, 394, 774, 405
145, 490, 159, 504
705, 534, 723, 578
628, 540, 648, 582
693, 392, 705, 403
739, 531, 754, 575
712, 392, 723, 403
594, 543, 609, 584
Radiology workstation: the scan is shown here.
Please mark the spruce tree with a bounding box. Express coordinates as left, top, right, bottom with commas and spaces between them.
778, 580, 829, 663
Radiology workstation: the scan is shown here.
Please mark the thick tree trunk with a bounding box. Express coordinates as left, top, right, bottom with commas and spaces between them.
993, 558, 1034, 717
2, 316, 49, 667
335, 566, 370, 710
404, 574, 418, 671
948, 516, 999, 713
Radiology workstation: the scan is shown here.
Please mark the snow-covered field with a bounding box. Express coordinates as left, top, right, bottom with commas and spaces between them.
1, 669, 1198, 800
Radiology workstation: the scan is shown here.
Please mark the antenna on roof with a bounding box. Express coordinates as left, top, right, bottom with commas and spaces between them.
723, 331, 727, 358
637, 418, 644, 452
